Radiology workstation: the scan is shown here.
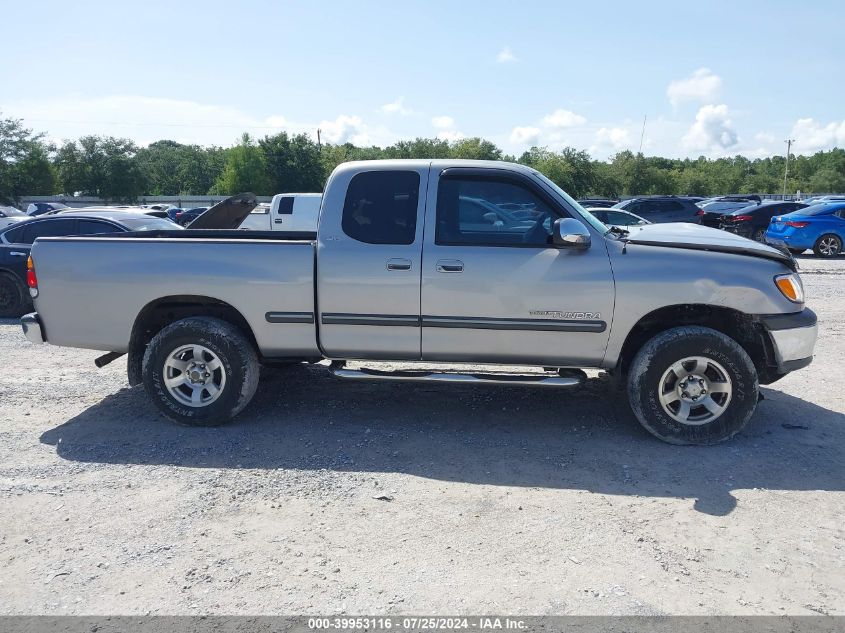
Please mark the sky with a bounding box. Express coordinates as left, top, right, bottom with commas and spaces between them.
2, 0, 844, 160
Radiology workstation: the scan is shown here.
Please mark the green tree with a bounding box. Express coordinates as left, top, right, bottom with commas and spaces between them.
449, 137, 503, 160
0, 114, 56, 204
259, 132, 324, 193
212, 134, 271, 195
55, 135, 146, 201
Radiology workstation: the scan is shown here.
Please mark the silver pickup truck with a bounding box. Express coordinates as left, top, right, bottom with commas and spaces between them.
21, 160, 818, 445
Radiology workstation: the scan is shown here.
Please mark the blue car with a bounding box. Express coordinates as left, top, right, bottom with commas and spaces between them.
765, 202, 845, 258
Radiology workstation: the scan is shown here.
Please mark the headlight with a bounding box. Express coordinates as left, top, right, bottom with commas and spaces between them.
774, 273, 805, 303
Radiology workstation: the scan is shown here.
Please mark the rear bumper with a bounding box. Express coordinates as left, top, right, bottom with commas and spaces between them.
765, 233, 814, 250
759, 309, 817, 373
20, 312, 45, 344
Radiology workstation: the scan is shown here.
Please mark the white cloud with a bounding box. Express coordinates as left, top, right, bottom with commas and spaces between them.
682, 104, 738, 153
790, 118, 845, 153
542, 108, 587, 128
431, 115, 455, 129
595, 126, 631, 150
496, 46, 517, 63
318, 114, 369, 144
667, 68, 722, 106
437, 130, 466, 141
380, 97, 412, 116
510, 126, 541, 145
754, 131, 776, 145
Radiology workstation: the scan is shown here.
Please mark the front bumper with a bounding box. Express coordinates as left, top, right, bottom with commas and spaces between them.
21, 312, 45, 344
759, 309, 817, 373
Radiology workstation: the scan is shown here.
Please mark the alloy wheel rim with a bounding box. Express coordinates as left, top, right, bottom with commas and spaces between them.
820, 237, 840, 256
658, 356, 733, 425
163, 344, 226, 407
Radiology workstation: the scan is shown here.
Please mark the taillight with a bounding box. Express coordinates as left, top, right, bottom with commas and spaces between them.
785, 221, 809, 228
733, 215, 753, 222
695, 209, 705, 216
175, 212, 183, 218
26, 255, 38, 297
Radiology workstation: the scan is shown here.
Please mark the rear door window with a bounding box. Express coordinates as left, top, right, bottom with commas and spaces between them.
341, 171, 420, 245
277, 197, 294, 215
20, 219, 78, 244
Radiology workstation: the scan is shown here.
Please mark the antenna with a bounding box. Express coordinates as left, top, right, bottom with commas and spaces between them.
638, 115, 647, 155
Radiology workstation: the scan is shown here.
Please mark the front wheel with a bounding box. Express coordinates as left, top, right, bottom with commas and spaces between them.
813, 234, 842, 258
142, 316, 260, 426
627, 326, 759, 445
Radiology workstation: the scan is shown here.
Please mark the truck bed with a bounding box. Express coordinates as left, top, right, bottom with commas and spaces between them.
31, 233, 320, 356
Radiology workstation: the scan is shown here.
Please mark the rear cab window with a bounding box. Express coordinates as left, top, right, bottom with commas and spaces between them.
341, 171, 420, 245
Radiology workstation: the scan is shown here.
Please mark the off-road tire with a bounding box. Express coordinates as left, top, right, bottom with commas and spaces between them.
0, 272, 29, 318
627, 326, 759, 445
142, 316, 259, 426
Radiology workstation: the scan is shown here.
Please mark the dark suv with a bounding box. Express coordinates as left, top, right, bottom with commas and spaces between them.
612, 197, 703, 223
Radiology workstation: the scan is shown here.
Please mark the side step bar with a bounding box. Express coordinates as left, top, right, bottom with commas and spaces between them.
330, 367, 584, 387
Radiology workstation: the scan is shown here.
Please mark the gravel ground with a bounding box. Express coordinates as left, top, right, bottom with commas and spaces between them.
0, 255, 843, 616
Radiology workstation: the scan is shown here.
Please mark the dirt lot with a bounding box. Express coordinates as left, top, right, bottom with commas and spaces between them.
0, 255, 843, 616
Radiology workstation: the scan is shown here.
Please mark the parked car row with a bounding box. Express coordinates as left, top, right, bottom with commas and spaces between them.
0, 209, 182, 317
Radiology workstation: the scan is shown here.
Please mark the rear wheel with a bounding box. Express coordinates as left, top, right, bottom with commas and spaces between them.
752, 228, 766, 243
0, 273, 30, 318
813, 234, 842, 258
627, 326, 759, 445
142, 316, 260, 426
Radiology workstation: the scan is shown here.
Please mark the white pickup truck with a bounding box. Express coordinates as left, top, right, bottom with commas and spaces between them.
21, 160, 817, 445
238, 193, 321, 232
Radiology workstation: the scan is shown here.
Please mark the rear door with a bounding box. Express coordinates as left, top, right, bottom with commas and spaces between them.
420, 167, 614, 366
317, 166, 427, 359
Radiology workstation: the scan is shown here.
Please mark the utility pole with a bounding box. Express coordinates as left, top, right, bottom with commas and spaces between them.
638, 115, 647, 155
782, 138, 795, 199
317, 128, 322, 150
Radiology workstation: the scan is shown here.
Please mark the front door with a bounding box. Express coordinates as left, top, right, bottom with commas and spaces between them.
420, 167, 615, 366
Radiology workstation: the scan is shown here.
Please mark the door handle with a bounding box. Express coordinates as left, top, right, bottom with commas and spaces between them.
274, 218, 284, 224
10, 251, 27, 257
436, 259, 464, 273
386, 258, 412, 271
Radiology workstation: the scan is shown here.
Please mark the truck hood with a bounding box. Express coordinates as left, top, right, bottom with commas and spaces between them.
187, 193, 257, 229
622, 222, 796, 270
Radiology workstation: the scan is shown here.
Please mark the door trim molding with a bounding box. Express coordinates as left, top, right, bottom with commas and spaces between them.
321, 313, 421, 327
318, 312, 606, 332
265, 311, 315, 324
422, 315, 606, 332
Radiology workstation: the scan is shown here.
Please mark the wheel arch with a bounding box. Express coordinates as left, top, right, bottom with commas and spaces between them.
615, 304, 779, 385
128, 295, 259, 386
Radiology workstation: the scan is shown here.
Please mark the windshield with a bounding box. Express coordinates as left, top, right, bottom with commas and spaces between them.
122, 218, 184, 231
531, 171, 609, 234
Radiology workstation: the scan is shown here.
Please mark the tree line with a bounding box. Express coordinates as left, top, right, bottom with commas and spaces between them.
1, 113, 843, 205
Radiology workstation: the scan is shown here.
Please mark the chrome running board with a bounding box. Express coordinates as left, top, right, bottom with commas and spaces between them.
330, 367, 583, 387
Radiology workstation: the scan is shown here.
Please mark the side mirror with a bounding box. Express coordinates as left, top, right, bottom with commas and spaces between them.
553, 218, 592, 250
